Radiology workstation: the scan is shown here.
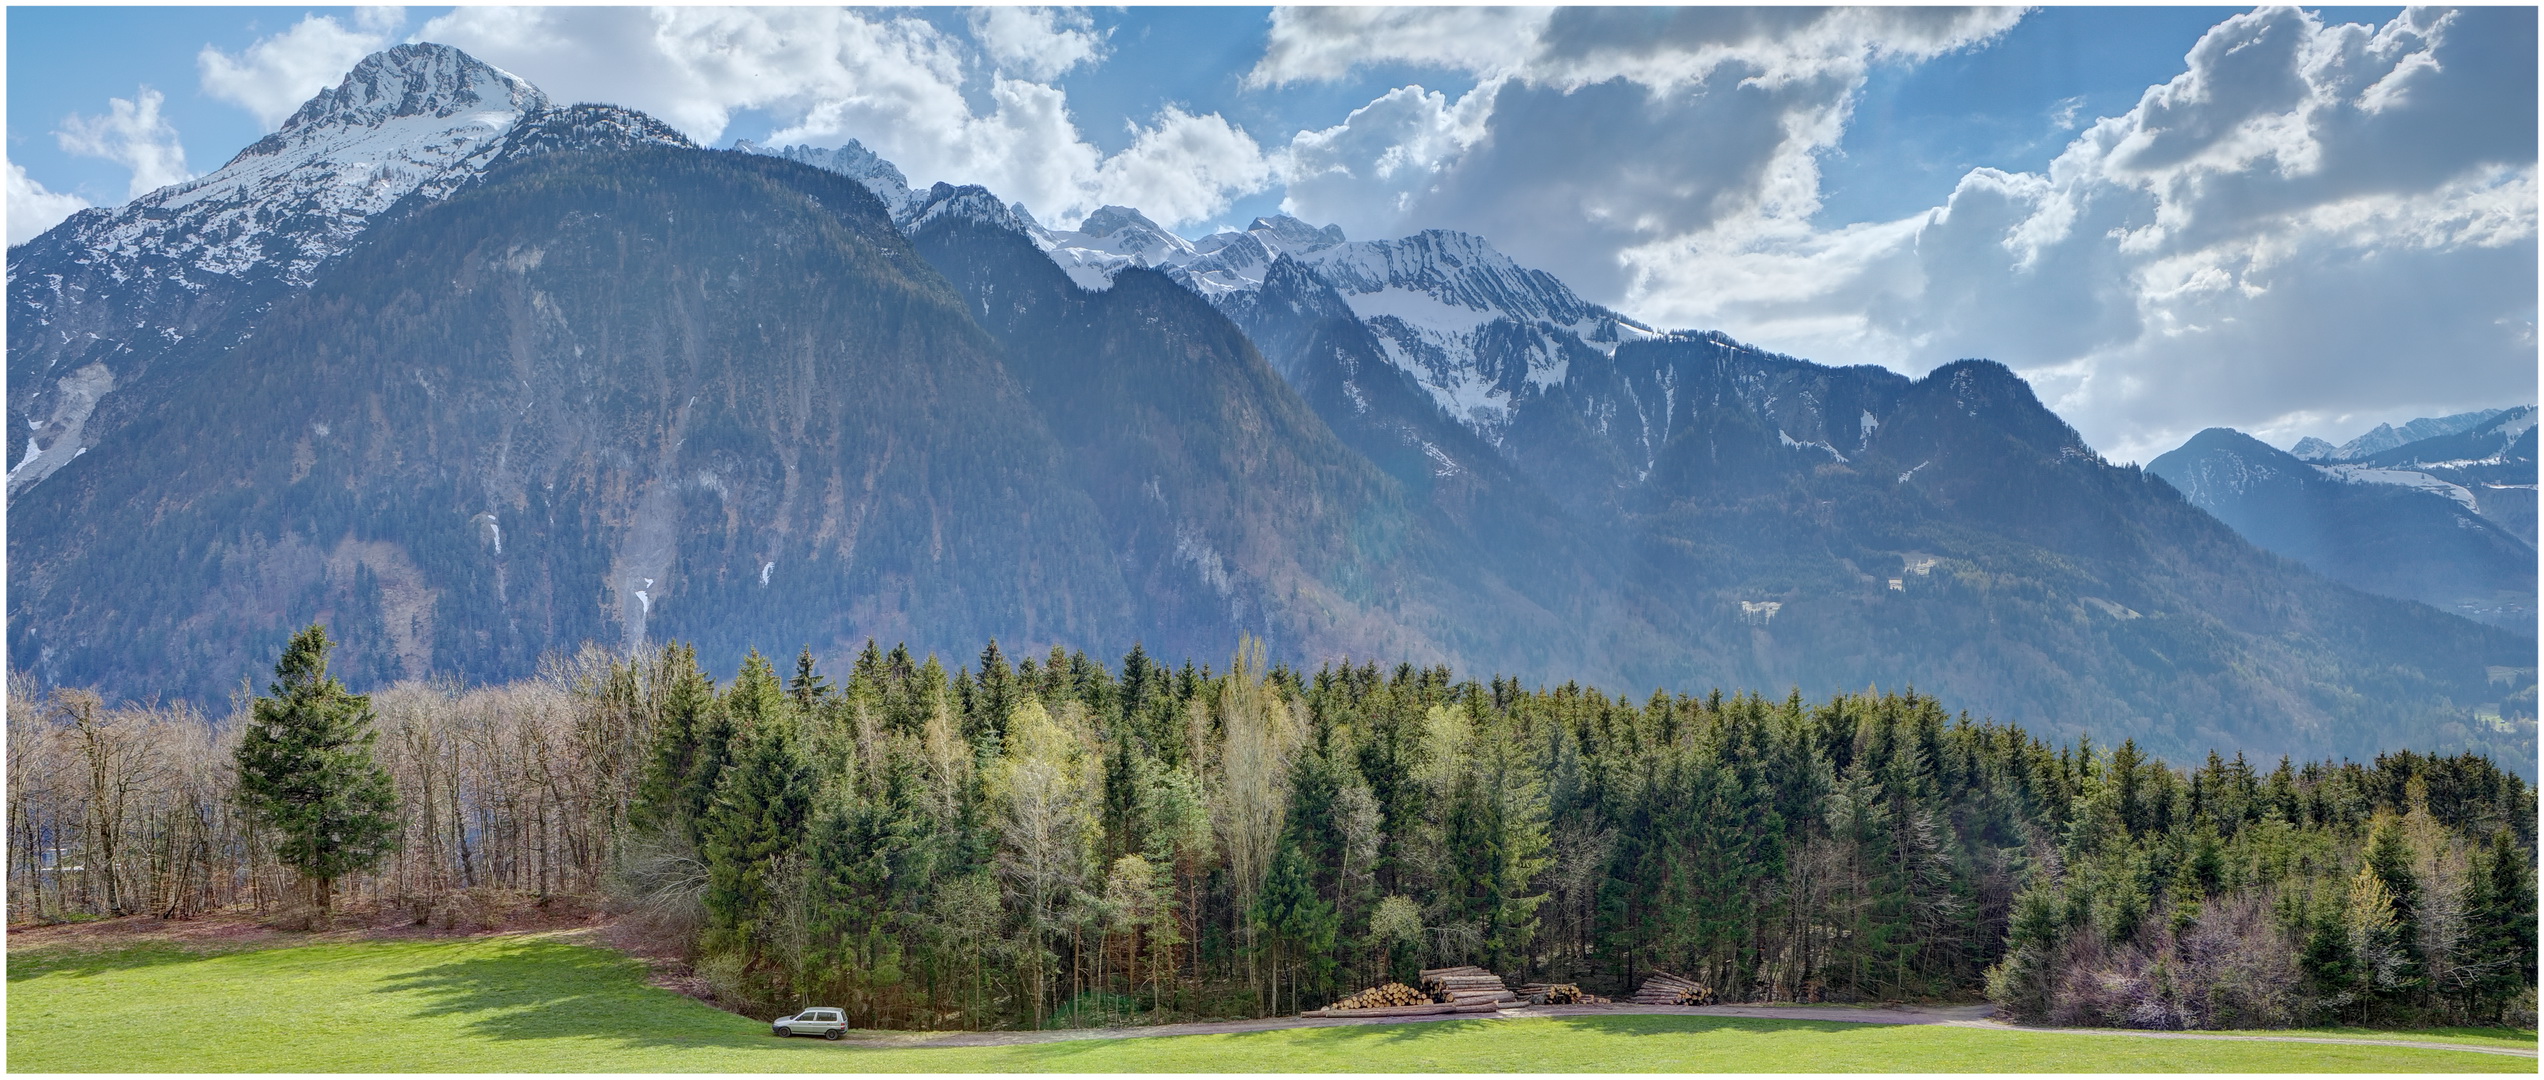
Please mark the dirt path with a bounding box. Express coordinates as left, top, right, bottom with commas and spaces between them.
843, 1003, 2536, 1058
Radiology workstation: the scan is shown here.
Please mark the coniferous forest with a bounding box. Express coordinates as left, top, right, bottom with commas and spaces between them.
9, 633, 2533, 1032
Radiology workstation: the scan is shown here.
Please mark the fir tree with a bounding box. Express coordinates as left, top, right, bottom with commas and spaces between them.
233, 624, 399, 918
701, 715, 818, 971
2364, 819, 2423, 982
2462, 829, 2539, 1021
1254, 838, 1339, 1014
790, 646, 833, 710
971, 639, 1016, 748
632, 644, 719, 842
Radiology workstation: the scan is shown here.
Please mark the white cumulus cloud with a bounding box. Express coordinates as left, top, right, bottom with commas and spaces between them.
969, 6, 1106, 81
1271, 7, 2019, 299
199, 11, 404, 130
415, 5, 1269, 228
56, 87, 193, 200
1250, 6, 1553, 87
7, 158, 91, 245
1265, 5, 2533, 462
1095, 107, 1276, 227
1708, 6, 2537, 463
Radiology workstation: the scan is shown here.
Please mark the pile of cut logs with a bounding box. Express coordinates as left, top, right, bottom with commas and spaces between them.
1631, 971, 1717, 1006
1421, 965, 1521, 1008
1515, 982, 1605, 1005
1301, 972, 1512, 1018
1323, 982, 1430, 1011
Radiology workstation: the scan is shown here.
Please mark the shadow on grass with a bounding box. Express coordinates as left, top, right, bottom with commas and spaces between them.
948, 1012, 1904, 1074
6, 943, 232, 981
368, 944, 1925, 1068
1537, 1014, 1883, 1037
368, 939, 798, 1053
914, 1012, 1895, 1065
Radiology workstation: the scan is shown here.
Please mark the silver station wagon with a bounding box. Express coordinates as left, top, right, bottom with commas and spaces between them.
771, 1008, 849, 1039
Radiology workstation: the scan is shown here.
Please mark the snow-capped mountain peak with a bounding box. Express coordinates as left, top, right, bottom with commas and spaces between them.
57, 43, 552, 291
1066, 206, 1194, 262
739, 139, 920, 222
269, 43, 546, 148
903, 182, 1033, 236
1270, 228, 1660, 439
742, 139, 1664, 443
8, 43, 687, 502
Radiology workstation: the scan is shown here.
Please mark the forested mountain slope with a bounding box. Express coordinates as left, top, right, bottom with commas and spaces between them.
2150, 428, 2535, 630
9, 45, 2533, 773
11, 149, 1139, 700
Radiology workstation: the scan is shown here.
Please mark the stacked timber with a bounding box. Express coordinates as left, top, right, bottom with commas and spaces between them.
1302, 977, 1507, 1018
1631, 972, 1717, 1006
1515, 983, 1598, 1005
1324, 983, 1430, 1011
1420, 965, 1522, 1007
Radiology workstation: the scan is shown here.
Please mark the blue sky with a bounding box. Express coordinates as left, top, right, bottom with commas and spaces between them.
5, 6, 2530, 461
12, 6, 2276, 230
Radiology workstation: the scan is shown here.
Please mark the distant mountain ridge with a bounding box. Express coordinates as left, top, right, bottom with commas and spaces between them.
2149, 428, 2535, 631
2292, 407, 2518, 461
741, 145, 1665, 446
11, 46, 2534, 774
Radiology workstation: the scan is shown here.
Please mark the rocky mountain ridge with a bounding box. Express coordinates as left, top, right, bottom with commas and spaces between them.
12, 46, 2533, 772
8, 44, 690, 501
2149, 428, 2535, 631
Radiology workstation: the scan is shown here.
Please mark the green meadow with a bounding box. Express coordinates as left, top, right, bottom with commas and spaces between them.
7, 935, 2532, 1072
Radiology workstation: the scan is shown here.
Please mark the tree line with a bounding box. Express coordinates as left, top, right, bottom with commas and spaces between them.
7, 630, 2534, 1031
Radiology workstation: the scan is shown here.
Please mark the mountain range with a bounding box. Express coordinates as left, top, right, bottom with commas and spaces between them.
2150, 410, 2537, 631
10, 45, 2532, 770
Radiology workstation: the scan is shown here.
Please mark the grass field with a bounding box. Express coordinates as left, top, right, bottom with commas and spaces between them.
7, 933, 2533, 1072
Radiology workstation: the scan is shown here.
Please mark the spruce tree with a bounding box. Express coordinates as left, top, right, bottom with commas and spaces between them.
2462, 829, 2538, 1021
1254, 839, 1339, 1013
2364, 819, 2422, 980
632, 644, 717, 841
701, 715, 817, 965
790, 646, 833, 709
971, 639, 1015, 748
233, 624, 399, 919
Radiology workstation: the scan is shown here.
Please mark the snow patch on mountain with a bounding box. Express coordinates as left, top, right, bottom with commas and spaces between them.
57, 44, 548, 291
749, 139, 1668, 443
1779, 428, 1848, 463
1173, 222, 1658, 441
2315, 463, 2483, 512
8, 45, 717, 505
2309, 408, 2512, 461
738, 139, 923, 222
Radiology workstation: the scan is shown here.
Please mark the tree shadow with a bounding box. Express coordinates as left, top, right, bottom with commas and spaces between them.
6, 943, 235, 981
956, 1011, 1892, 1069
1533, 1014, 1885, 1038
366, 939, 791, 1053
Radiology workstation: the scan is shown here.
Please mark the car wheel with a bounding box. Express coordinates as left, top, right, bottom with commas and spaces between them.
824, 1029, 842, 1041
773, 1028, 787, 1037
